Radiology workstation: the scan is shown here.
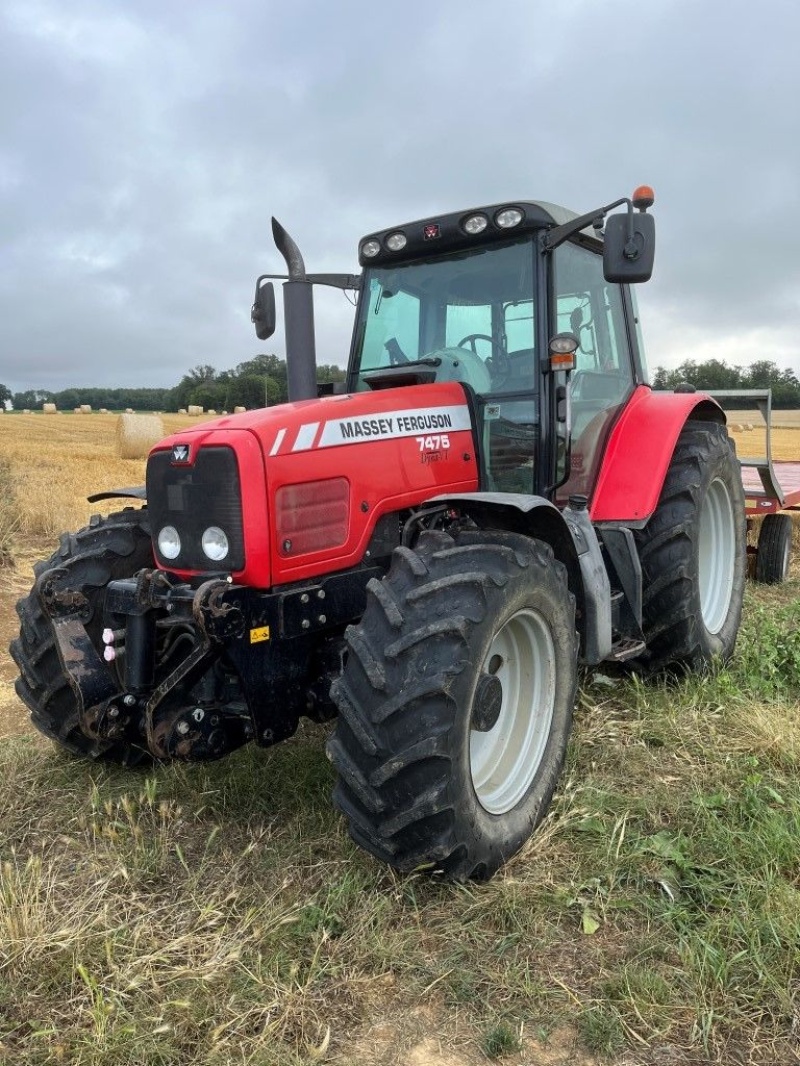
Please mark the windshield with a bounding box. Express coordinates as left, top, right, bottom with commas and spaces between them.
350, 239, 537, 398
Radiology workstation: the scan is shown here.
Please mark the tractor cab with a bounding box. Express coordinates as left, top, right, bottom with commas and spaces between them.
345, 195, 654, 499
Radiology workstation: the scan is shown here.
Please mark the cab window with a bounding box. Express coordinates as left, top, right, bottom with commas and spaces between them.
554, 241, 634, 501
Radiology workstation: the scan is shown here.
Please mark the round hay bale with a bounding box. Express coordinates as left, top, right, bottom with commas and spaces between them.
178, 408, 187, 415
79, 404, 92, 414
744, 422, 754, 432
207, 409, 217, 415
99, 408, 109, 413
125, 408, 134, 414
74, 407, 81, 414
187, 405, 204, 417
23, 409, 31, 414
115, 413, 165, 460
234, 406, 246, 413
42, 403, 57, 414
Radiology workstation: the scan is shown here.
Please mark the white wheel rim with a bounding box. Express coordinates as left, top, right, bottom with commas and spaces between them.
698, 476, 736, 634
469, 607, 556, 815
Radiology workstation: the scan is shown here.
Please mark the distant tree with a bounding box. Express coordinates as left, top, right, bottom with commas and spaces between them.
317, 364, 346, 385
172, 365, 219, 410
0, 384, 11, 408
190, 381, 227, 411
12, 389, 52, 409
652, 358, 800, 407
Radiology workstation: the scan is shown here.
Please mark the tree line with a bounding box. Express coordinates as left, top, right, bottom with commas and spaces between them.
4, 354, 346, 412
652, 359, 800, 407
3, 356, 798, 412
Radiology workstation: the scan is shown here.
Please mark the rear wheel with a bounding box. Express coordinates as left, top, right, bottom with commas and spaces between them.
10, 509, 153, 764
755, 513, 793, 584
326, 529, 578, 880
635, 421, 746, 669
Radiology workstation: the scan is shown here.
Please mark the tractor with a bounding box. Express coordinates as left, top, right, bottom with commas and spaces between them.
11, 187, 746, 880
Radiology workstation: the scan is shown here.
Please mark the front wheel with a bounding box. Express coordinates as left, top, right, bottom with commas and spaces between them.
326, 529, 578, 881
10, 509, 153, 763
635, 421, 746, 669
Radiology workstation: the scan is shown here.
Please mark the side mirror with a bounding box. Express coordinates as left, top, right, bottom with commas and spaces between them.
251, 279, 276, 340
603, 211, 655, 283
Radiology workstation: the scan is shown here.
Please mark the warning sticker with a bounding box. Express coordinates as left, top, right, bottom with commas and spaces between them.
249, 626, 270, 644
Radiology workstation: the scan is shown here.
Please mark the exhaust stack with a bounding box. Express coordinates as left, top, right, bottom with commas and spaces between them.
272, 218, 317, 403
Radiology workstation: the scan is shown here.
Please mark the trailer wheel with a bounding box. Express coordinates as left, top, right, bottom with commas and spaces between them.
326, 529, 577, 881
10, 509, 153, 764
635, 420, 746, 669
755, 513, 793, 584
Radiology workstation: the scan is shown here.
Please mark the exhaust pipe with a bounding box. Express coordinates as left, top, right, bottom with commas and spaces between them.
272, 218, 317, 402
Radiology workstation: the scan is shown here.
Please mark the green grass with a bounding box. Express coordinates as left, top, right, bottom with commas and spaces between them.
1, 584, 799, 1064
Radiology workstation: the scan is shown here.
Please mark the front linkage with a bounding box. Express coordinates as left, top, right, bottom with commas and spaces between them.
35, 557, 380, 762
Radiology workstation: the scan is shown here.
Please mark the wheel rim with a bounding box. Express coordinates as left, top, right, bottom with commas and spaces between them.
698, 476, 736, 634
469, 608, 555, 815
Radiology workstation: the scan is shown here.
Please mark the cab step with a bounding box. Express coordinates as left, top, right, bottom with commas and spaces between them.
607, 639, 646, 662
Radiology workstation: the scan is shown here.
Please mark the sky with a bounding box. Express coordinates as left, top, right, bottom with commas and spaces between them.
1, 0, 799, 396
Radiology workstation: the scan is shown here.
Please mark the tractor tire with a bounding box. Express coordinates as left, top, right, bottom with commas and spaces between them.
754, 513, 793, 585
635, 420, 746, 670
10, 509, 153, 764
326, 529, 578, 881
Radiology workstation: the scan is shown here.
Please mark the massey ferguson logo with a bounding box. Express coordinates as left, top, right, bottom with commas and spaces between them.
171, 444, 190, 463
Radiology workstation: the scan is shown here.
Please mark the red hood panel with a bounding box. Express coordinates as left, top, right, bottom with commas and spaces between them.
150, 383, 479, 586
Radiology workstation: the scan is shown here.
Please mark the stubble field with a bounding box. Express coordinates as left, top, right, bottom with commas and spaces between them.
0, 411, 799, 1066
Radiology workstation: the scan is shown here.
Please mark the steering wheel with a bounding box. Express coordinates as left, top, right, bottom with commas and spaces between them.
457, 333, 493, 354
457, 333, 512, 387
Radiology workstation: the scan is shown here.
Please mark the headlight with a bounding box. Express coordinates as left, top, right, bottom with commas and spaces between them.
462, 213, 488, 235
361, 239, 381, 258
158, 525, 181, 560
385, 231, 407, 251
495, 207, 524, 229
201, 526, 230, 562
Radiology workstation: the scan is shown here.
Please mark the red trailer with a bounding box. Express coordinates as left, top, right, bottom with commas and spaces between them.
711, 389, 799, 583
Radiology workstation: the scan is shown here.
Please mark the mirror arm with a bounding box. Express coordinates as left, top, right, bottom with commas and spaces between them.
251, 272, 360, 291
542, 197, 628, 252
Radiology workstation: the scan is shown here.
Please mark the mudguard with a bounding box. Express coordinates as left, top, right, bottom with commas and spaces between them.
590, 386, 724, 524
428, 491, 611, 664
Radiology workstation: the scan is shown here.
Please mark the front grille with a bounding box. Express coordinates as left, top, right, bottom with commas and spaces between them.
147, 446, 245, 571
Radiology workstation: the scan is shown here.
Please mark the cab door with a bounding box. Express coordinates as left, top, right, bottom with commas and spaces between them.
552, 240, 636, 503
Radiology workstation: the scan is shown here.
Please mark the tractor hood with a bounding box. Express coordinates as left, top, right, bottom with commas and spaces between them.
147, 382, 480, 587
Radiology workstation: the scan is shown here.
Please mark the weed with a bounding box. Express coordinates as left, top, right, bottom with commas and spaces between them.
482, 1021, 520, 1058
576, 1006, 625, 1055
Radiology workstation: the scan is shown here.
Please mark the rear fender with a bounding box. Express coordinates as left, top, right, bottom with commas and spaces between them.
428, 492, 609, 664
590, 387, 724, 524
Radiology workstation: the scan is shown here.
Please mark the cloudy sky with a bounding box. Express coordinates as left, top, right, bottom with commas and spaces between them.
1, 0, 799, 396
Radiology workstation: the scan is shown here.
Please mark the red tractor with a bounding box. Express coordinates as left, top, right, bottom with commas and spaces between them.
11, 188, 746, 880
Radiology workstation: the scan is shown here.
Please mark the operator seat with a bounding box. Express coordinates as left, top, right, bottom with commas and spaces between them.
428, 348, 492, 394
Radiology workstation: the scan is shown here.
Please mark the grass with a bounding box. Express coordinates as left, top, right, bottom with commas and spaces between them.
0, 414, 799, 1063
0, 459, 19, 568
1, 592, 798, 1063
